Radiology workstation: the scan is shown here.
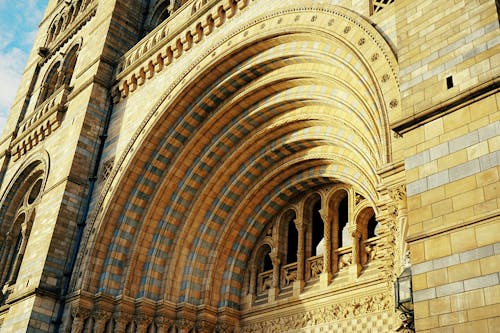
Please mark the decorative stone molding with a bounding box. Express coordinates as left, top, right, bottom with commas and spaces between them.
113, 311, 134, 333
176, 318, 195, 333
241, 292, 391, 332
196, 319, 216, 333
70, 306, 91, 333
216, 321, 234, 333
116, 0, 245, 99
11, 85, 71, 161
155, 316, 175, 333
44, 0, 97, 58
114, 0, 398, 103
134, 313, 154, 333
92, 309, 112, 333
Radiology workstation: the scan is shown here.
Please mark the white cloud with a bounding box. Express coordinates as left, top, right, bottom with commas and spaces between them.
0, 47, 29, 133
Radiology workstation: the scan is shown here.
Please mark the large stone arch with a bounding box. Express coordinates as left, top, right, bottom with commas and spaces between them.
72, 2, 399, 328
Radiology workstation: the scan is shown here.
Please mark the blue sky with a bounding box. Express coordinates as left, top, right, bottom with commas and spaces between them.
0, 0, 47, 135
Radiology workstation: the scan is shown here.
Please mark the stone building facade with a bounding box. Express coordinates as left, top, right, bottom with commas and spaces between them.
0, 0, 498, 332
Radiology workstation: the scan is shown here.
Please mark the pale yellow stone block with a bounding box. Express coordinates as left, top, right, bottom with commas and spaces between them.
488, 135, 500, 152
423, 216, 444, 231
484, 181, 500, 202
431, 199, 453, 218
454, 319, 489, 333
408, 194, 422, 210
421, 186, 445, 207
484, 284, 500, 305
444, 175, 478, 197
448, 261, 481, 283
413, 273, 428, 290
475, 221, 500, 247
467, 303, 500, 321
437, 150, 468, 171
466, 141, 489, 160
470, 94, 497, 121
443, 106, 471, 132
414, 300, 430, 319
452, 188, 485, 211
438, 310, 468, 327
419, 160, 438, 178
426, 268, 448, 288
409, 205, 433, 224
474, 198, 498, 215
450, 227, 477, 253
429, 296, 451, 315
476, 167, 499, 187
487, 317, 500, 333
425, 235, 452, 260
479, 254, 500, 275
466, 289, 486, 309
416, 315, 440, 331
411, 241, 426, 265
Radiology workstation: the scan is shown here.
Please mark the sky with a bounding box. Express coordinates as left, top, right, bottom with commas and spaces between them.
0, 0, 47, 135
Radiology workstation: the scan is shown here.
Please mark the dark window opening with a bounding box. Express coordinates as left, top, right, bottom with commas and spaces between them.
367, 214, 378, 239
286, 219, 298, 264
263, 252, 273, 272
446, 76, 454, 89
338, 196, 348, 247
311, 200, 324, 256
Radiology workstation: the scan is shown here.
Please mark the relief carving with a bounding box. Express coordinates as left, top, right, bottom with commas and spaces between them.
242, 293, 390, 332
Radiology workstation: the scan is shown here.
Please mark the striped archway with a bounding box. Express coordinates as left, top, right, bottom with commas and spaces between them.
74, 3, 399, 327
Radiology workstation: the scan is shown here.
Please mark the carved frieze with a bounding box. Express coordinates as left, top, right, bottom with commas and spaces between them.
242, 292, 391, 332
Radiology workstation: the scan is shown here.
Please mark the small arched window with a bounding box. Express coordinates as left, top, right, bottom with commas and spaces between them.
338, 196, 349, 247
62, 45, 79, 86
38, 61, 61, 105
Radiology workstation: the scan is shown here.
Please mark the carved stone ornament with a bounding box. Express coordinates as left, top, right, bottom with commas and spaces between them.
71, 306, 91, 320
196, 319, 215, 333
176, 318, 195, 332
155, 316, 175, 329
242, 293, 390, 332
216, 321, 234, 333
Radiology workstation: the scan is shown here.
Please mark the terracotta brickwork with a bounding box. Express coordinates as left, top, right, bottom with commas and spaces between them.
0, 0, 498, 332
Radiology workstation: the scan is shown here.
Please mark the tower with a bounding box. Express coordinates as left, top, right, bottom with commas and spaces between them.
0, 0, 498, 332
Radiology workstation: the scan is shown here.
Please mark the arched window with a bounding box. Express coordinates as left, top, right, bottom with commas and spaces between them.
0, 162, 46, 305
38, 62, 61, 105
356, 207, 379, 266
246, 185, 382, 306
61, 45, 79, 86
143, 0, 172, 34
283, 212, 297, 264
255, 244, 272, 294
338, 196, 349, 247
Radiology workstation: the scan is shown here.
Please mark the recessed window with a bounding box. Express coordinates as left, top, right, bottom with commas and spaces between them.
446, 76, 454, 89
28, 178, 43, 205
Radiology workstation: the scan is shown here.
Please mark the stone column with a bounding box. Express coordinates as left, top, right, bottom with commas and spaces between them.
293, 220, 305, 295
269, 250, 280, 301
71, 307, 91, 333
319, 208, 331, 286
350, 228, 362, 278
134, 314, 153, 333
92, 309, 111, 333
196, 319, 215, 333
155, 316, 174, 333
113, 312, 133, 333
176, 318, 195, 333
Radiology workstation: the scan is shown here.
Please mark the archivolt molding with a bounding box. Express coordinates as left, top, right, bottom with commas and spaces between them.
115, 0, 398, 104
42, 0, 96, 61
73, 0, 399, 321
